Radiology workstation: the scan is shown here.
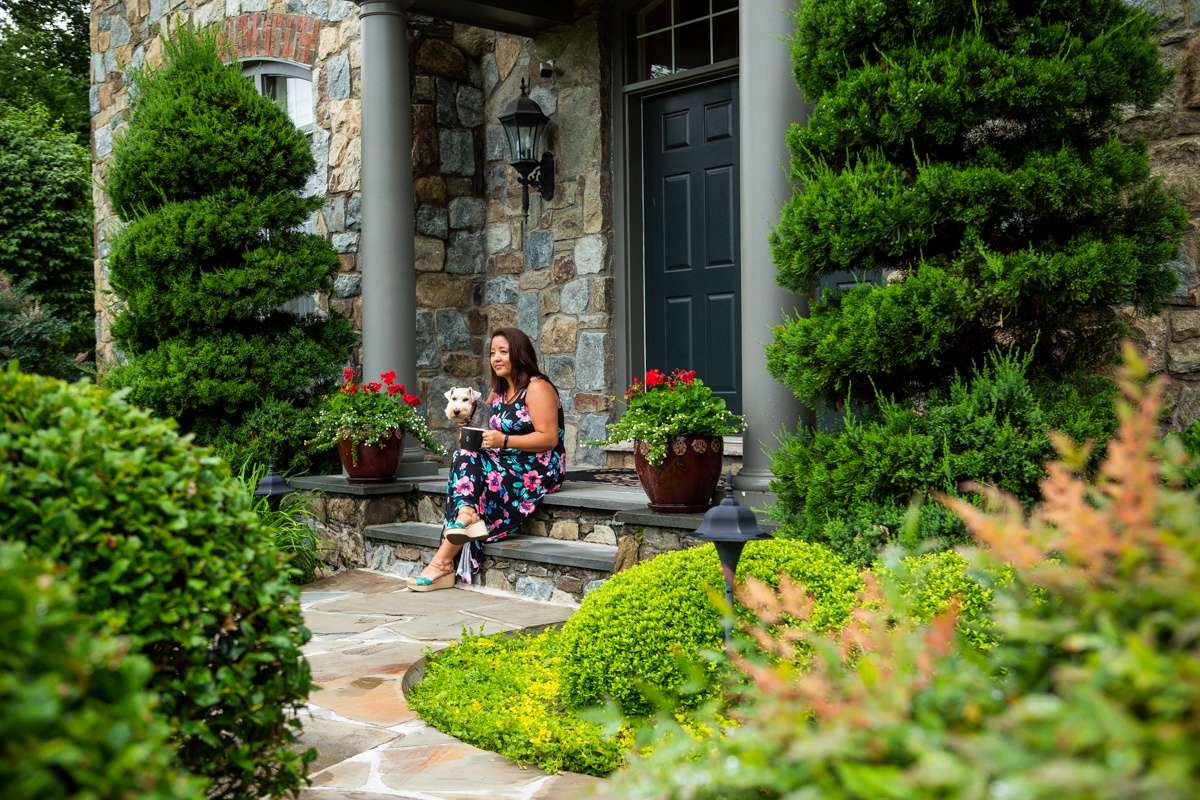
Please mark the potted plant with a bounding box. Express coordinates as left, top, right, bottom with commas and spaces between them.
591, 368, 744, 512
311, 368, 444, 482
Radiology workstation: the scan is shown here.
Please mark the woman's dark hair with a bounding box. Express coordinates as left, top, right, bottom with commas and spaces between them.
488, 327, 556, 400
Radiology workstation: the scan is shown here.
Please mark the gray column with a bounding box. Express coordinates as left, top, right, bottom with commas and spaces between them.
358, 1, 431, 474
734, 0, 810, 496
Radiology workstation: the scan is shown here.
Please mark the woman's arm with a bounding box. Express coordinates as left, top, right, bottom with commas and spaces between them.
481, 380, 559, 451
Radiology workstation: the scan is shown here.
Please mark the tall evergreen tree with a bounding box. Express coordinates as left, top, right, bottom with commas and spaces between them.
767, 0, 1186, 560
0, 102, 93, 362
0, 1, 89, 141
103, 28, 356, 468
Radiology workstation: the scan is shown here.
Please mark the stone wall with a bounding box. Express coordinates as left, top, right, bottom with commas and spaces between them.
417, 13, 614, 465
90, 0, 362, 368
90, 0, 614, 466
1124, 18, 1200, 430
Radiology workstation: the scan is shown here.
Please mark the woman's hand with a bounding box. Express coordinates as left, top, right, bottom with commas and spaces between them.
481, 429, 505, 449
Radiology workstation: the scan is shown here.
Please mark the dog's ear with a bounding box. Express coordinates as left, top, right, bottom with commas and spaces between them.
469, 388, 482, 402
444, 389, 454, 401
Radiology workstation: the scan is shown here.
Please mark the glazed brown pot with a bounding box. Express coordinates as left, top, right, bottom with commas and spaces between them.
338, 430, 404, 482
633, 434, 724, 513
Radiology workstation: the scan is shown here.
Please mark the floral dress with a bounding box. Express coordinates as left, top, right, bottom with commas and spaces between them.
445, 377, 565, 583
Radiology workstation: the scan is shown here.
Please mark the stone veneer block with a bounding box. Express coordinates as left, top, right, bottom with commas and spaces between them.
434, 308, 472, 351
327, 52, 351, 99
439, 129, 475, 176
414, 236, 446, 272
574, 233, 606, 274
1172, 307, 1200, 341
517, 291, 540, 337
416, 310, 438, 367
575, 331, 607, 390
449, 197, 486, 229
524, 229, 554, 268
333, 273, 361, 298
485, 276, 519, 305
445, 231, 484, 274
456, 85, 484, 127
416, 205, 449, 239
561, 276, 589, 314
486, 221, 511, 251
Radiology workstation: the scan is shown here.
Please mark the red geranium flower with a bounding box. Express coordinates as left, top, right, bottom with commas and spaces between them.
387, 383, 403, 395
645, 368, 665, 388
365, 382, 382, 393
403, 393, 421, 407
342, 367, 354, 382
380, 370, 397, 385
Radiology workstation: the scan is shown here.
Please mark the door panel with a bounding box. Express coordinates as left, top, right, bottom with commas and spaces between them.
644, 78, 740, 414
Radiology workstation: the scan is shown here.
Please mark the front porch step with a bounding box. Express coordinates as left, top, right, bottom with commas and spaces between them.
367, 522, 617, 572
363, 522, 615, 603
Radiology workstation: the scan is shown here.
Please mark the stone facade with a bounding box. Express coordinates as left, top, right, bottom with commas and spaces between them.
90, 0, 612, 466
1120, 18, 1200, 430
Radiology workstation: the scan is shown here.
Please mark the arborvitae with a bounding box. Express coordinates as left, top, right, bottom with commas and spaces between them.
103, 28, 355, 469
768, 1, 1186, 559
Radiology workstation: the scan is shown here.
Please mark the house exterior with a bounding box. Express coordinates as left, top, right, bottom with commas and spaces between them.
89, 1, 1200, 486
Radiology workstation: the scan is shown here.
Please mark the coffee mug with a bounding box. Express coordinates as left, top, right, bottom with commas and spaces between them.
460, 426, 487, 450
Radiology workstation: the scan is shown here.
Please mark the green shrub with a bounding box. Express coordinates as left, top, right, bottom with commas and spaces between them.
231, 461, 324, 584
0, 274, 87, 380
606, 346, 1200, 800
771, 351, 1116, 564
768, 0, 1183, 402
408, 628, 629, 776
764, 0, 1183, 569
559, 540, 863, 716
0, 366, 315, 798
0, 103, 92, 358
878, 549, 1009, 652
0, 542, 202, 800
102, 27, 355, 470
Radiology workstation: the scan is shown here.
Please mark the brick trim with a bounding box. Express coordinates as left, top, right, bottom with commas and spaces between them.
222, 13, 320, 66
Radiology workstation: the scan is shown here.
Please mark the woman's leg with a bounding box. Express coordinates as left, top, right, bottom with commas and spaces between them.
417, 536, 463, 581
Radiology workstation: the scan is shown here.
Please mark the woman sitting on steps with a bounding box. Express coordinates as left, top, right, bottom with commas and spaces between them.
408, 326, 566, 591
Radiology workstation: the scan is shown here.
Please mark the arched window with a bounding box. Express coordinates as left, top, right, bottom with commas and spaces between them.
631, 0, 738, 82
242, 59, 315, 129
241, 59, 320, 317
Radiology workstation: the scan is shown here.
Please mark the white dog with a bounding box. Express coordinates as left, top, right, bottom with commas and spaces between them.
443, 386, 482, 427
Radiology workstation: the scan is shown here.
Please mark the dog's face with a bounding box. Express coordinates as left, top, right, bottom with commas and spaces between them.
443, 387, 482, 426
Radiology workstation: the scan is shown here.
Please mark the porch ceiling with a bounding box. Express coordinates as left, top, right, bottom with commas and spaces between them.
409, 0, 575, 37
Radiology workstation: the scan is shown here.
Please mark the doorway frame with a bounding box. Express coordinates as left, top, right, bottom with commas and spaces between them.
608, 7, 739, 399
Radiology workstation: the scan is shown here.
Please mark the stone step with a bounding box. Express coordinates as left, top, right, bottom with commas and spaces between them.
362, 522, 615, 602
366, 522, 617, 572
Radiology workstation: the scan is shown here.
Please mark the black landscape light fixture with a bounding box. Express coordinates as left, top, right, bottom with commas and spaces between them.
693, 475, 772, 649
254, 463, 292, 512
499, 77, 554, 222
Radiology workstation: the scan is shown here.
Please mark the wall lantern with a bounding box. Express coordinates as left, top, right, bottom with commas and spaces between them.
693, 476, 772, 649
498, 78, 554, 222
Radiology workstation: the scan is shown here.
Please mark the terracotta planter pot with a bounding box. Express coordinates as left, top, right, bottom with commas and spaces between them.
338, 430, 404, 483
633, 434, 724, 513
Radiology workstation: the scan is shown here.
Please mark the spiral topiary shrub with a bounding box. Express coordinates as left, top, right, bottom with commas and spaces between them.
559, 540, 863, 716
102, 27, 355, 471
0, 365, 315, 798
0, 542, 202, 800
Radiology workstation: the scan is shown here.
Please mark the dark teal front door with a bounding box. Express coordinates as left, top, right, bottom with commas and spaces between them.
643, 78, 741, 414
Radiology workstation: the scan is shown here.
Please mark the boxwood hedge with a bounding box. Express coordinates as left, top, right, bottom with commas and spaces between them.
0, 366, 315, 798
0, 542, 202, 800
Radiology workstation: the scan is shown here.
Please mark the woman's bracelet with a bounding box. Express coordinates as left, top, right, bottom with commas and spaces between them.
503, 434, 510, 449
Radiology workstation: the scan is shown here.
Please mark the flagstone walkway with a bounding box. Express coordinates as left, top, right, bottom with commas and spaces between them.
296, 569, 603, 799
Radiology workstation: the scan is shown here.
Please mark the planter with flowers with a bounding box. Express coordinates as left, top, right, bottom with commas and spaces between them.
311, 369, 445, 482
590, 368, 744, 512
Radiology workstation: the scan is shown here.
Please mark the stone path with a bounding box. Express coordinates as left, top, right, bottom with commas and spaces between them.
296, 569, 603, 799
